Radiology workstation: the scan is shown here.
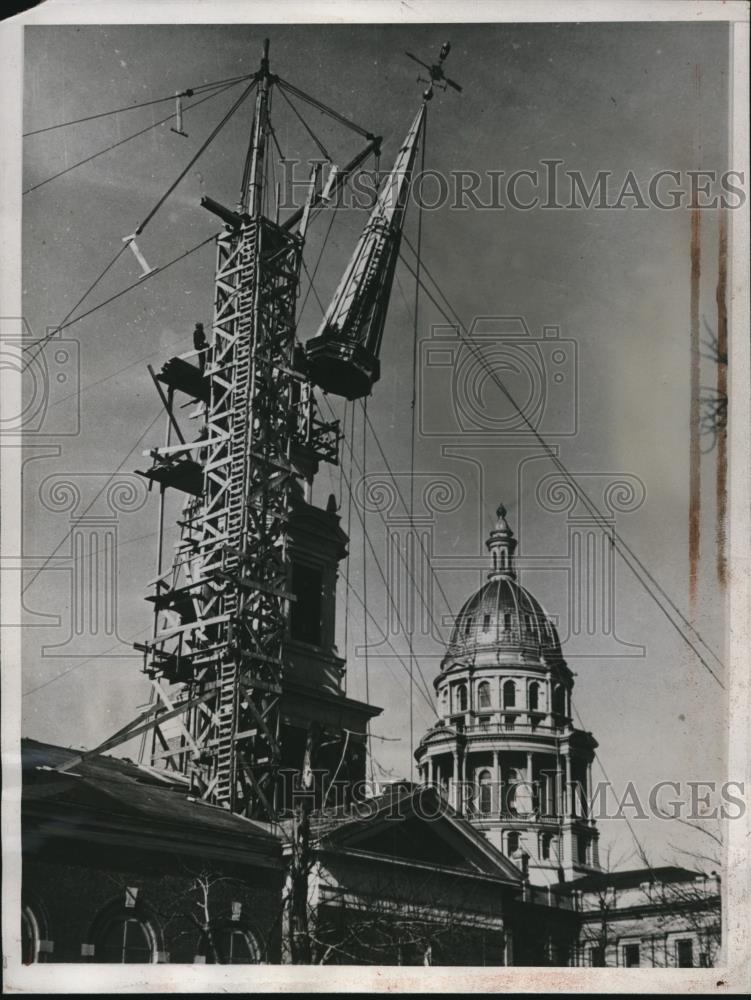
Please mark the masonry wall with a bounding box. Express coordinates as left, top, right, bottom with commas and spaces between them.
574, 884, 721, 968
22, 845, 283, 964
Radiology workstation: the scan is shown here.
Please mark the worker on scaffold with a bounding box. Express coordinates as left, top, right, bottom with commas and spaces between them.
193, 322, 209, 373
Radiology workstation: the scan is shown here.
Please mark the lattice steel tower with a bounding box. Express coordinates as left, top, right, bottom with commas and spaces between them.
137, 42, 348, 817
133, 38, 438, 820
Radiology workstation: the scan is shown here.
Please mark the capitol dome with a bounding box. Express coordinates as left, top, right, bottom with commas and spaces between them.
448, 575, 562, 659
444, 504, 563, 666
416, 501, 600, 887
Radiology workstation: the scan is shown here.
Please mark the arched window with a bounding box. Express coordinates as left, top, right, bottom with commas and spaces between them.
21, 905, 45, 965
22, 906, 38, 965
455, 683, 468, 713
196, 926, 260, 964
552, 684, 566, 717
506, 832, 520, 855
503, 680, 516, 708
528, 681, 540, 712
540, 832, 554, 861
96, 915, 157, 963
478, 769, 492, 815
477, 681, 491, 709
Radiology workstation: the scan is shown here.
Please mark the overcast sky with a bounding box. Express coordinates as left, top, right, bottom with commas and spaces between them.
19, 20, 732, 866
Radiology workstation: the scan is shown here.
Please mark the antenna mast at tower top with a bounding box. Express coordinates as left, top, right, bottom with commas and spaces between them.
243, 38, 271, 216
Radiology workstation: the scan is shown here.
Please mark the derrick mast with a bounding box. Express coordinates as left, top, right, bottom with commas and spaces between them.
138, 42, 342, 818
134, 39, 453, 820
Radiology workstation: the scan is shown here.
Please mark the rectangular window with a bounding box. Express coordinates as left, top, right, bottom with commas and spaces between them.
482, 613, 491, 632
290, 563, 323, 645
577, 835, 588, 865
623, 943, 640, 967
478, 716, 491, 730
677, 939, 694, 968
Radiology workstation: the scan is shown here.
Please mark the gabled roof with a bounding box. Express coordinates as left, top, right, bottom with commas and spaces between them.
310, 783, 523, 886
22, 739, 282, 870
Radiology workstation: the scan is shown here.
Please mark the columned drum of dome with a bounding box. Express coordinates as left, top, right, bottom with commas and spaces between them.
415, 504, 601, 887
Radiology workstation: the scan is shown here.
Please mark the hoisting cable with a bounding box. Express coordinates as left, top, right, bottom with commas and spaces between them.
406, 106, 427, 781
275, 84, 333, 162
23, 80, 245, 196
361, 399, 374, 782
267, 121, 287, 173
23, 72, 256, 137
22, 231, 219, 368
331, 394, 438, 712
342, 400, 356, 696
49, 331, 188, 412
21, 405, 164, 596
398, 239, 725, 688
355, 409, 443, 712
300, 257, 329, 321
276, 77, 375, 140
21, 242, 130, 370
319, 392, 438, 712
572, 701, 658, 879
25, 79, 256, 365
22, 623, 154, 698
400, 244, 725, 688
135, 77, 258, 236
360, 405, 456, 648
343, 573, 435, 716
24, 83, 357, 372
297, 207, 337, 325
401, 236, 726, 682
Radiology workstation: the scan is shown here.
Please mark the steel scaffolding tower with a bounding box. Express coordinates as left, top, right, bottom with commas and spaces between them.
136, 42, 338, 817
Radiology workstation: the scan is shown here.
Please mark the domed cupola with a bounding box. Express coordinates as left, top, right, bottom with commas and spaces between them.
445, 504, 563, 665
486, 503, 517, 579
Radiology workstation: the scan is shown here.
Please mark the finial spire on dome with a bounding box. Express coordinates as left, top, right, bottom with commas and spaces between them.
486, 501, 517, 579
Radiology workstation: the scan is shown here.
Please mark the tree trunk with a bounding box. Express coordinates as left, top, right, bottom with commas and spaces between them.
288, 721, 318, 964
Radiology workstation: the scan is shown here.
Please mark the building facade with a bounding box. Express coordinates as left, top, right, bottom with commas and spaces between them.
21, 740, 284, 964
562, 866, 722, 968
415, 505, 600, 885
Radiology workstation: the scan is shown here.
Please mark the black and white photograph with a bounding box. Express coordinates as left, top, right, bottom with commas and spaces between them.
1, 0, 749, 992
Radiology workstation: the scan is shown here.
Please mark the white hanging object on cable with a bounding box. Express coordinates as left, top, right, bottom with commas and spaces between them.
122, 233, 157, 279
170, 91, 189, 137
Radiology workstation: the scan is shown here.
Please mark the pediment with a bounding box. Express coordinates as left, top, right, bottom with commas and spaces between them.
316, 785, 522, 885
